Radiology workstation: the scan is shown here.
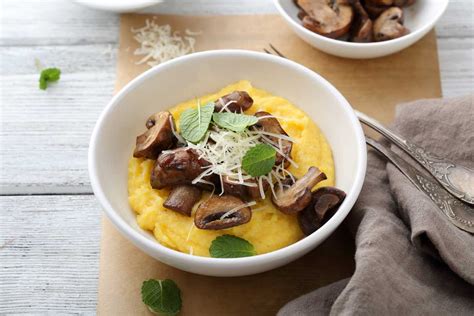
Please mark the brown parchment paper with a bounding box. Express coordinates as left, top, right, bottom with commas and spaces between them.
97, 14, 442, 316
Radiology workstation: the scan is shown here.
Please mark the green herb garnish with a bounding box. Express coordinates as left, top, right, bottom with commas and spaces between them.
39, 68, 61, 90
210, 235, 257, 258
242, 143, 276, 177
141, 279, 182, 316
212, 112, 258, 133
179, 102, 214, 143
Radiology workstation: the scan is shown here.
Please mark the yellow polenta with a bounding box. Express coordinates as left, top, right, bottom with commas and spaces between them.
128, 80, 334, 257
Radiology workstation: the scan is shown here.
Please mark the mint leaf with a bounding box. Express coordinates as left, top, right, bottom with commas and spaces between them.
179, 102, 214, 143
212, 112, 258, 132
210, 235, 256, 258
39, 68, 61, 90
142, 279, 182, 316
242, 143, 276, 177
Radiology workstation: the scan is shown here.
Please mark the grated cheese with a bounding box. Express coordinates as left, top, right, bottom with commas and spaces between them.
131, 19, 200, 67
175, 102, 298, 200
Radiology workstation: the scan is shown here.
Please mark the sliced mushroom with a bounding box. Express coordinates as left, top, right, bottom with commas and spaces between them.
214, 91, 253, 113
298, 186, 346, 235
254, 111, 293, 168
150, 148, 209, 189
133, 111, 177, 159
297, 10, 308, 20
222, 176, 248, 198
163, 185, 202, 216
366, 0, 415, 6
297, 0, 354, 39
350, 0, 373, 42
194, 195, 252, 230
365, 0, 393, 5
394, 0, 415, 6
222, 176, 270, 200
373, 7, 408, 41
364, 3, 390, 19
272, 166, 327, 214
248, 178, 271, 200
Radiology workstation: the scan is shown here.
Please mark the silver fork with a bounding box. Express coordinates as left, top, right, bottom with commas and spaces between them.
263, 44, 474, 206
366, 136, 473, 233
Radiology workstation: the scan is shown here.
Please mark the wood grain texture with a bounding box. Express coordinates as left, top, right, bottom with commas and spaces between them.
0, 0, 472, 314
0, 195, 101, 314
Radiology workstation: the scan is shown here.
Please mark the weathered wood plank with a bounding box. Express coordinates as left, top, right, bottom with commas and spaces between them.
0, 44, 116, 194
0, 0, 119, 46
438, 38, 474, 97
0, 194, 101, 314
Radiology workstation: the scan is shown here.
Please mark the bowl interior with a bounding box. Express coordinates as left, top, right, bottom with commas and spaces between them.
91, 51, 365, 252
277, 0, 448, 43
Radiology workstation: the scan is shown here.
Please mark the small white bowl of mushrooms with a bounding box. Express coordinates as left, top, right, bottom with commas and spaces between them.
273, 0, 449, 59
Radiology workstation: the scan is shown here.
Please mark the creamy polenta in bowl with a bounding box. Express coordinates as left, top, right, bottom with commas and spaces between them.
128, 80, 346, 258
89, 50, 366, 276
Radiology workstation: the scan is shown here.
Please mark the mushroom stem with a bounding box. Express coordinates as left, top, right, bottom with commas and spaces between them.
272, 166, 327, 214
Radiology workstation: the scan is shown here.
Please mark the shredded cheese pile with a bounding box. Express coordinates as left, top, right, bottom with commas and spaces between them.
131, 19, 200, 67
183, 119, 298, 200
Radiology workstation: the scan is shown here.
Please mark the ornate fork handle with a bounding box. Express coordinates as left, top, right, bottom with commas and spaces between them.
366, 137, 474, 233
356, 110, 474, 205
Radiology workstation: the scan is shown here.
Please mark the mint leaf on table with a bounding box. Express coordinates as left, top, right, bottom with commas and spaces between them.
39, 68, 61, 90
179, 102, 214, 143
242, 143, 276, 177
209, 235, 256, 258
212, 112, 258, 132
142, 279, 182, 316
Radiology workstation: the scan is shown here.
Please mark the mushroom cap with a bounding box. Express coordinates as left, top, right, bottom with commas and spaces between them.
150, 148, 209, 189
366, 0, 415, 6
350, 0, 373, 42
194, 195, 252, 230
222, 176, 270, 200
133, 111, 177, 159
297, 186, 346, 236
163, 185, 202, 217
373, 7, 408, 41
214, 91, 253, 113
364, 3, 390, 19
298, 0, 354, 39
272, 166, 327, 214
254, 111, 293, 168
366, 0, 394, 5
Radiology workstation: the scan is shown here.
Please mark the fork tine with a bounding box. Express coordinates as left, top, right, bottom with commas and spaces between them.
269, 44, 286, 58
263, 48, 272, 55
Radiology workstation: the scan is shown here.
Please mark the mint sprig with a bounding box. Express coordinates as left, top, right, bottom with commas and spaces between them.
242, 143, 276, 177
179, 102, 214, 143
141, 279, 182, 316
209, 235, 257, 258
212, 112, 258, 132
39, 68, 61, 90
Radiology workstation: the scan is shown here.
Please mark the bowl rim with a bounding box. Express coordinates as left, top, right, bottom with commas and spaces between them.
273, 0, 449, 48
88, 49, 367, 267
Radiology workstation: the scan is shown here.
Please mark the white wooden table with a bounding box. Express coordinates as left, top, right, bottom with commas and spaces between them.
0, 0, 472, 313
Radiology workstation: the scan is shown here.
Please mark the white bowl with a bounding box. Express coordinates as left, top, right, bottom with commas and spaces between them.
74, 0, 163, 13
89, 50, 366, 276
273, 0, 449, 59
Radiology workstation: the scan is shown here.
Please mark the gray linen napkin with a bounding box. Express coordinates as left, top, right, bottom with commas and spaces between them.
279, 95, 474, 315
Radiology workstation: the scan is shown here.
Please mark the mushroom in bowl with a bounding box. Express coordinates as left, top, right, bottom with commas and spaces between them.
127, 81, 342, 259
273, 0, 449, 58
88, 50, 366, 276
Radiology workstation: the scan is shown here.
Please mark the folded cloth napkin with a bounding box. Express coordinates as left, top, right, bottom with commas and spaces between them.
279, 95, 474, 315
